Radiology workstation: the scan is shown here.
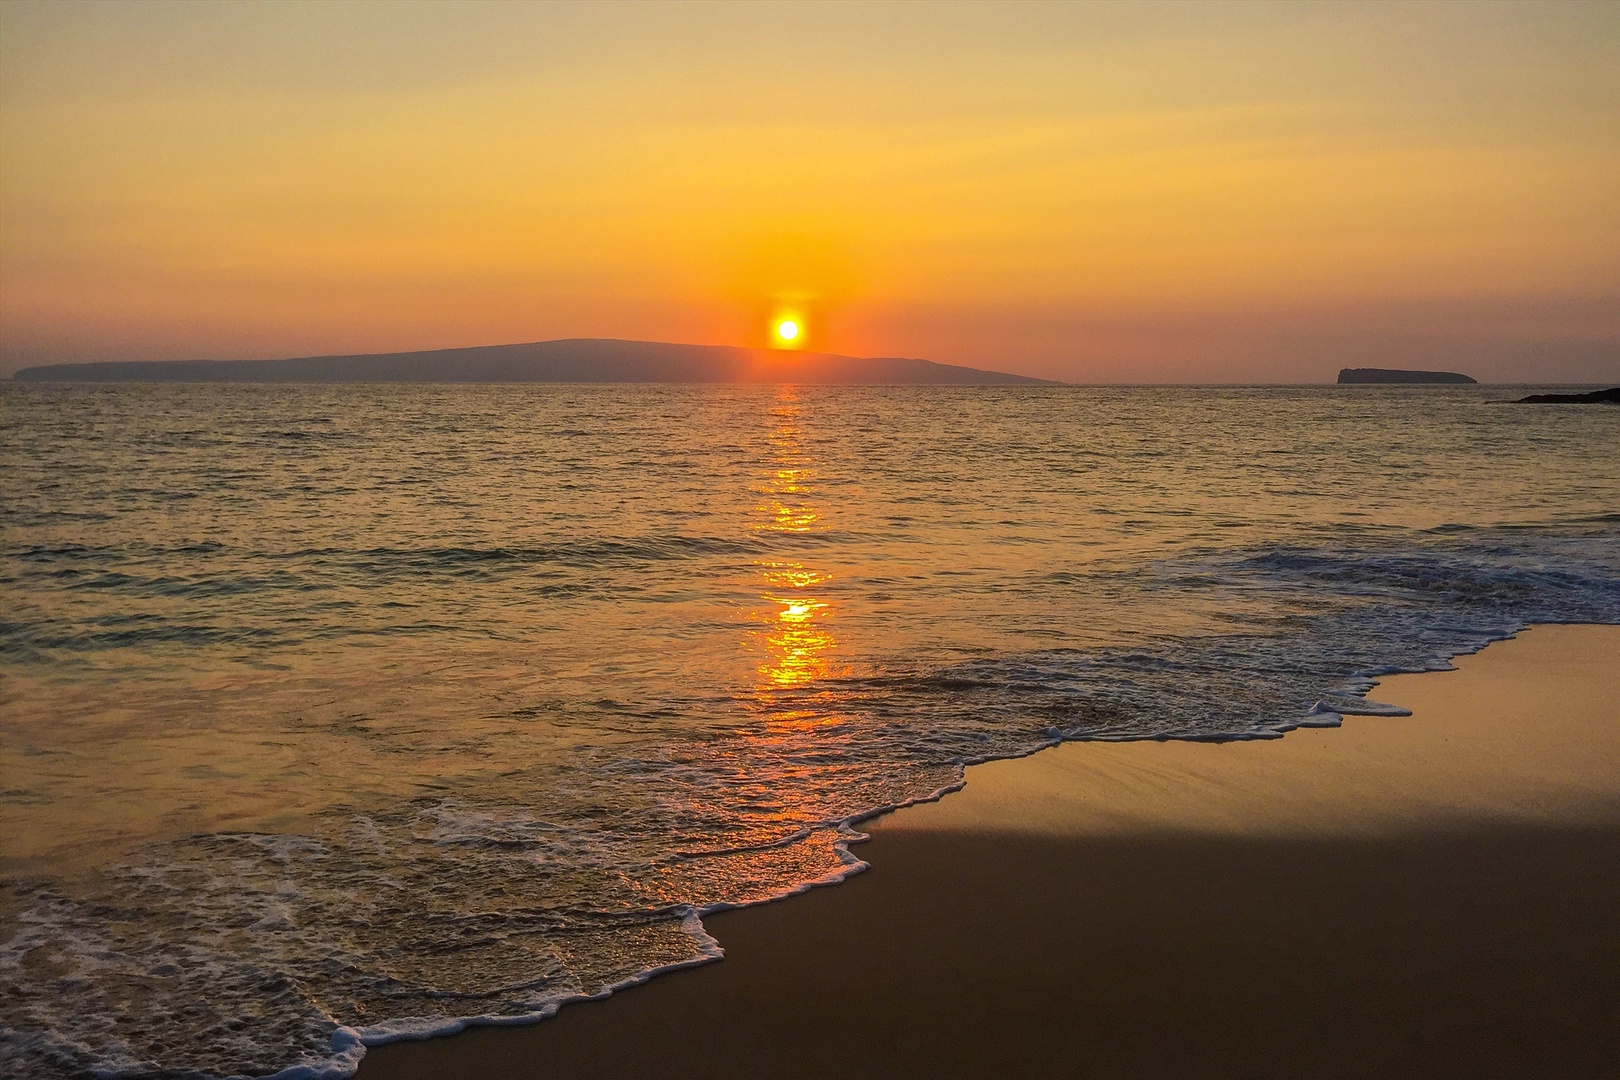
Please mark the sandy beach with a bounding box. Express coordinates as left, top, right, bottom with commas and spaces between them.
358, 622, 1619, 1079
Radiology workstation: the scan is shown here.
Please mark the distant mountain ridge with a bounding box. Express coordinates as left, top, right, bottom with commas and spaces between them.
1337, 367, 1477, 384
10, 339, 1055, 385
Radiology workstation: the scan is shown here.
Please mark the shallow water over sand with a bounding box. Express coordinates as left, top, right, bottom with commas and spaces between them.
2, 383, 1617, 1077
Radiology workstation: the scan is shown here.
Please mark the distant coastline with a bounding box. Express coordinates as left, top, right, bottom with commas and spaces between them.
9, 339, 1055, 386
1508, 387, 1620, 404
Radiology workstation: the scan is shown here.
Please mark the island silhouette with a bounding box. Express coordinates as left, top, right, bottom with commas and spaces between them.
1337, 368, 1477, 384
11, 339, 1056, 385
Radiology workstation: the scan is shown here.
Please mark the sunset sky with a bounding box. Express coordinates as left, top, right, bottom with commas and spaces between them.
2, 0, 1616, 382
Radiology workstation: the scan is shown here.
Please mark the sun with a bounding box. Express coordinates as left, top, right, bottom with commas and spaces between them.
766, 303, 810, 349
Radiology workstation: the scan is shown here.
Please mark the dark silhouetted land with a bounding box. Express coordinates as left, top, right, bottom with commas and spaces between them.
1510, 387, 1620, 403
9, 339, 1054, 385
1337, 367, 1477, 384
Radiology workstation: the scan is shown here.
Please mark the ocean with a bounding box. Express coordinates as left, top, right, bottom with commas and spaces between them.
2, 382, 1617, 1078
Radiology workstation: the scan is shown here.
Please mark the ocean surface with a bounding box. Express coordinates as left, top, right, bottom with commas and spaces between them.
2, 382, 1617, 1078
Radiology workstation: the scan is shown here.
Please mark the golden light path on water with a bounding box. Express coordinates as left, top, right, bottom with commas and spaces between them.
752, 388, 838, 696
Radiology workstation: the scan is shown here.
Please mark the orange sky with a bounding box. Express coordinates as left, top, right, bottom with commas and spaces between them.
2, 0, 1617, 381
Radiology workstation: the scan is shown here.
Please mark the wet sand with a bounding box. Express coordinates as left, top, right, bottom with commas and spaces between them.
358, 624, 1620, 1079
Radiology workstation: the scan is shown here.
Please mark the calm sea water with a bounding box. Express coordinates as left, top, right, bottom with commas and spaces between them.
3, 382, 1618, 1078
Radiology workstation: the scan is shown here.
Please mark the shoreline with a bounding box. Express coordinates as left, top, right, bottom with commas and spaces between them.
358, 624, 1620, 1079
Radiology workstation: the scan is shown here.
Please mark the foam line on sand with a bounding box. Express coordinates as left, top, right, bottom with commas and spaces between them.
359, 624, 1620, 1079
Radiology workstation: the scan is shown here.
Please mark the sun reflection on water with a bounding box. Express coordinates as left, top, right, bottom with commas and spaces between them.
756, 561, 834, 688
751, 390, 839, 691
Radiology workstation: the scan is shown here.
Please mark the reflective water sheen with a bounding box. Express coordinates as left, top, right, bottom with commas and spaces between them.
2, 382, 1617, 1078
